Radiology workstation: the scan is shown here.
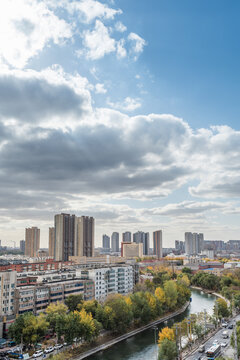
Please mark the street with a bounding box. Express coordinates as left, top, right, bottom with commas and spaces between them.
186, 314, 240, 360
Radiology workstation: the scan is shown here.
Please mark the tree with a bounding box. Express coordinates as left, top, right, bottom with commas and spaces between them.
164, 281, 178, 310
155, 287, 166, 306
158, 338, 177, 360
130, 292, 153, 325
46, 302, 68, 335
158, 327, 175, 344
182, 267, 192, 274
65, 294, 83, 312
105, 294, 133, 333
95, 305, 114, 330
82, 300, 99, 317
9, 312, 49, 347
214, 298, 229, 318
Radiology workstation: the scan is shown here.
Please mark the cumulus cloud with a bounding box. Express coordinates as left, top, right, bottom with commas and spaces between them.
115, 21, 127, 33
0, 0, 72, 68
0, 66, 91, 125
107, 96, 142, 111
95, 83, 107, 94
81, 20, 116, 60
128, 32, 146, 58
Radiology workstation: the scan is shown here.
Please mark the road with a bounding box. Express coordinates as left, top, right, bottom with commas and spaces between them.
186, 315, 240, 360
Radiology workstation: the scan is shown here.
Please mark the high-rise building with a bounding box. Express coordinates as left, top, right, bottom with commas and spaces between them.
111, 232, 119, 252
54, 213, 76, 261
49, 227, 55, 257
20, 240, 25, 253
122, 232, 131, 243
102, 234, 110, 250
175, 240, 185, 253
133, 231, 149, 255
153, 230, 162, 259
185, 232, 204, 255
143, 232, 150, 255
77, 216, 94, 257
25, 227, 40, 257
54, 214, 95, 261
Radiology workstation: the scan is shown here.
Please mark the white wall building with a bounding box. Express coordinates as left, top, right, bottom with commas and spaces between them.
77, 265, 134, 301
0, 271, 16, 316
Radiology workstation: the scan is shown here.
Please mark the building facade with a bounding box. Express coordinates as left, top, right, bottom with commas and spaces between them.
102, 234, 110, 250
153, 230, 162, 259
15, 278, 94, 315
111, 232, 119, 252
122, 232, 131, 243
25, 227, 40, 257
185, 232, 204, 255
49, 227, 55, 257
77, 265, 134, 301
20, 240, 25, 254
121, 242, 143, 258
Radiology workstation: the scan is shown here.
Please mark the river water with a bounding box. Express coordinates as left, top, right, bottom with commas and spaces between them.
88, 289, 216, 360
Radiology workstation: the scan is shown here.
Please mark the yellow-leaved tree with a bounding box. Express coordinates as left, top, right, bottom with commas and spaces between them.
158, 326, 175, 345
155, 287, 166, 305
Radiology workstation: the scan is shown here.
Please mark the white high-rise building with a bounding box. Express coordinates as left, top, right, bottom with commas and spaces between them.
185, 232, 204, 255
0, 271, 16, 317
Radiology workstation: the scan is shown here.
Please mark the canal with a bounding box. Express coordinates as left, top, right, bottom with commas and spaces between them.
87, 289, 217, 360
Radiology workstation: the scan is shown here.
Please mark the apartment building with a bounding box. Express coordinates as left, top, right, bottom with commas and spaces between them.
77, 265, 134, 301
15, 278, 94, 315
0, 271, 16, 317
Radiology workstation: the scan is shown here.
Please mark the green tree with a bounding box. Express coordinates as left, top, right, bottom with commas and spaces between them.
105, 294, 133, 333
158, 338, 178, 360
9, 312, 49, 347
65, 294, 83, 312
46, 302, 68, 335
214, 298, 229, 318
130, 292, 153, 325
164, 280, 178, 310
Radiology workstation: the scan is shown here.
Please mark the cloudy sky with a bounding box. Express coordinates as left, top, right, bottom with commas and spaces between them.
0, 0, 240, 248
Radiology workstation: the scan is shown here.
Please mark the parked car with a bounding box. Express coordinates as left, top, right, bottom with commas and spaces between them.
32, 350, 43, 358
44, 347, 54, 354
222, 331, 229, 338
222, 322, 228, 328
8, 341, 16, 348
221, 342, 227, 347
54, 344, 63, 350
198, 345, 205, 353
228, 324, 233, 329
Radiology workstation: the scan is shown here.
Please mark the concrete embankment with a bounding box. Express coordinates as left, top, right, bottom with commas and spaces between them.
74, 301, 190, 360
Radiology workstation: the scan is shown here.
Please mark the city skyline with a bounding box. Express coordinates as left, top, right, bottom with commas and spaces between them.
1, 1, 240, 247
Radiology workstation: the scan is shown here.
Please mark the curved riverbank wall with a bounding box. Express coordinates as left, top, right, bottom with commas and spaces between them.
74, 301, 190, 360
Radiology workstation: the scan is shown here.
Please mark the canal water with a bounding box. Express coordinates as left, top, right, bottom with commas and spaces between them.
88, 289, 216, 360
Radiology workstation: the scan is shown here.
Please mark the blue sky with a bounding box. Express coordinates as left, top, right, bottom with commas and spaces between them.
0, 0, 240, 248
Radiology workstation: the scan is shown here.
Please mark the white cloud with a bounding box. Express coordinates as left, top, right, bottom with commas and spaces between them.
116, 39, 127, 58
107, 96, 142, 112
81, 20, 116, 60
0, 0, 72, 68
65, 0, 122, 23
115, 21, 127, 32
128, 32, 146, 56
95, 83, 107, 94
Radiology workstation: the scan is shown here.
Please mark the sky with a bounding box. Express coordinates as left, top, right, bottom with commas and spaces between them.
0, 0, 240, 248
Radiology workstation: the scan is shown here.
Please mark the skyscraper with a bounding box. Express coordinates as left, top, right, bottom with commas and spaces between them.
49, 227, 55, 257
153, 230, 162, 259
102, 234, 110, 250
20, 240, 25, 253
111, 232, 119, 252
54, 214, 95, 261
54, 213, 76, 261
185, 232, 204, 255
133, 231, 149, 255
25, 227, 40, 257
122, 232, 131, 243
76, 216, 95, 257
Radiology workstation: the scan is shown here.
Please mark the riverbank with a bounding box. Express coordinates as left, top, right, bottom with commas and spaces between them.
70, 301, 190, 360
190, 286, 230, 306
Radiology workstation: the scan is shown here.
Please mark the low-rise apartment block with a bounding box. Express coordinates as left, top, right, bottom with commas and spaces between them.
15, 278, 94, 315
77, 265, 134, 301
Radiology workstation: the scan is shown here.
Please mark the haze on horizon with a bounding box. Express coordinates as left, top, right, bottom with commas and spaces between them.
0, 0, 240, 248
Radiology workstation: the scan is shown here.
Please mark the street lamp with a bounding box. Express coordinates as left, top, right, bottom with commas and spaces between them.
152, 326, 158, 360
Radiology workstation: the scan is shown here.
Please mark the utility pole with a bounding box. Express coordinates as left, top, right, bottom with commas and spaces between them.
153, 326, 158, 360
204, 309, 207, 337
234, 320, 238, 360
